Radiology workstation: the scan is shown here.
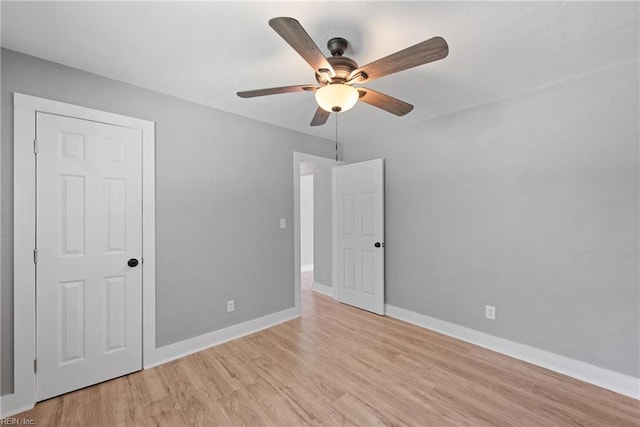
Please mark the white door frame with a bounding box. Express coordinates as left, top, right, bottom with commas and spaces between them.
8, 93, 156, 415
293, 152, 341, 312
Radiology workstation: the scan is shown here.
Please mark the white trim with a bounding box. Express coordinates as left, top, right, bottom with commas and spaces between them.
11, 96, 37, 416
145, 308, 299, 368
312, 281, 334, 297
301, 264, 314, 272
0, 397, 33, 419
385, 304, 640, 400
331, 169, 338, 302
293, 152, 341, 315
8, 93, 156, 417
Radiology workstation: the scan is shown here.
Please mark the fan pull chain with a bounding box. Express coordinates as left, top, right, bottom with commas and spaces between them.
335, 112, 339, 161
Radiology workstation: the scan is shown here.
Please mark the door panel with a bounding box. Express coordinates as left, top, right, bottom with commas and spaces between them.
36, 112, 143, 401
59, 280, 86, 363
362, 251, 376, 295
60, 175, 86, 255
105, 178, 127, 253
104, 275, 127, 353
334, 159, 385, 314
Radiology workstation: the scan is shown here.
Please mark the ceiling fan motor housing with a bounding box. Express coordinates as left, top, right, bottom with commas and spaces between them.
312, 37, 359, 85
316, 56, 358, 84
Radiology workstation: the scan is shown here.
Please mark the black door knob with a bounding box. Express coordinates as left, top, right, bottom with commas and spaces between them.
127, 258, 139, 267
374, 242, 382, 248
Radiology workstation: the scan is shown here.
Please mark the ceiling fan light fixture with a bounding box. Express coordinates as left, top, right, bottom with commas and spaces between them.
315, 84, 359, 113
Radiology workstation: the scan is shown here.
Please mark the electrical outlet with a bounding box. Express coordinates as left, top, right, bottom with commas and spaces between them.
280, 218, 286, 229
485, 305, 496, 320
227, 300, 235, 313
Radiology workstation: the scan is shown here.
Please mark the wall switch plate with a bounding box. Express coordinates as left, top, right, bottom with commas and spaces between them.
280, 218, 286, 229
227, 300, 235, 313
485, 305, 496, 320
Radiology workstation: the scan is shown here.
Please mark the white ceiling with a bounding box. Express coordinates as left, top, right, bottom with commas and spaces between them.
2, 1, 638, 144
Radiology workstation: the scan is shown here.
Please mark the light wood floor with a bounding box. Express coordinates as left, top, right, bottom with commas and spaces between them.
17, 272, 640, 426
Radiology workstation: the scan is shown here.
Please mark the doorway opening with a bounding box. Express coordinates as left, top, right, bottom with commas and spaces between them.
293, 152, 386, 316
293, 152, 340, 315
299, 169, 314, 293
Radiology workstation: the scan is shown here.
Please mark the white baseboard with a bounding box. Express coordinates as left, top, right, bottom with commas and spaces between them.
312, 281, 333, 297
1, 393, 35, 418
385, 304, 640, 400
301, 264, 313, 272
144, 307, 300, 369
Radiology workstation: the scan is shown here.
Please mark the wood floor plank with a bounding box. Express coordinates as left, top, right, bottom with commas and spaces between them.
279, 385, 354, 426
216, 389, 273, 427
13, 272, 640, 426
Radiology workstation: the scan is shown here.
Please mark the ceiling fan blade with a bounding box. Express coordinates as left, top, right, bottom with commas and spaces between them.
310, 107, 330, 126
269, 17, 335, 78
357, 88, 414, 116
350, 37, 448, 83
237, 85, 317, 98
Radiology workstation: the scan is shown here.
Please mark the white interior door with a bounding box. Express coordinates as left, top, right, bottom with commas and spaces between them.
36, 112, 143, 401
334, 159, 384, 314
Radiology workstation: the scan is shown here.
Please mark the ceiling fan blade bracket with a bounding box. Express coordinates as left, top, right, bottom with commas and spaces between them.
318, 69, 334, 83
348, 71, 368, 84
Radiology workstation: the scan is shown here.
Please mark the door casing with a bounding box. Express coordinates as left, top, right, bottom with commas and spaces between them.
10, 93, 156, 414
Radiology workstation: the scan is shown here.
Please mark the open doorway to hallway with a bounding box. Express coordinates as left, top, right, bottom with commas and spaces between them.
294, 152, 386, 317
294, 153, 339, 315
299, 160, 334, 297
300, 169, 314, 292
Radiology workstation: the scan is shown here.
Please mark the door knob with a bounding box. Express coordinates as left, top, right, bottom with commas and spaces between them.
127, 258, 139, 267
374, 242, 384, 248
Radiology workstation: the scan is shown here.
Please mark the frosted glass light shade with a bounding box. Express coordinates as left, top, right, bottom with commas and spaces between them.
315, 84, 359, 113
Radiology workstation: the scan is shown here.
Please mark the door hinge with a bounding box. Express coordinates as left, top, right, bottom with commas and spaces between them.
33, 249, 38, 264
33, 139, 38, 154
34, 359, 37, 373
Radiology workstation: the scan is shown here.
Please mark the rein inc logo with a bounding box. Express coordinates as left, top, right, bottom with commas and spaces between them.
0, 418, 35, 425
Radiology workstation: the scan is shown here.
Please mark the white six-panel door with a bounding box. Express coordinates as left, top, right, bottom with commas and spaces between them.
334, 159, 385, 314
36, 112, 143, 401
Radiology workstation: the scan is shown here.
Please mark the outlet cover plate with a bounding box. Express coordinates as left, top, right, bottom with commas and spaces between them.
485, 305, 496, 320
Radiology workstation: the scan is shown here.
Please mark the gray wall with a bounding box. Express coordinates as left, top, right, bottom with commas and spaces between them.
1, 48, 335, 394
313, 167, 332, 287
344, 61, 640, 377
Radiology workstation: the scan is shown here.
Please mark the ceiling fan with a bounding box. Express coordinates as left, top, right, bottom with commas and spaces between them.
237, 17, 449, 126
